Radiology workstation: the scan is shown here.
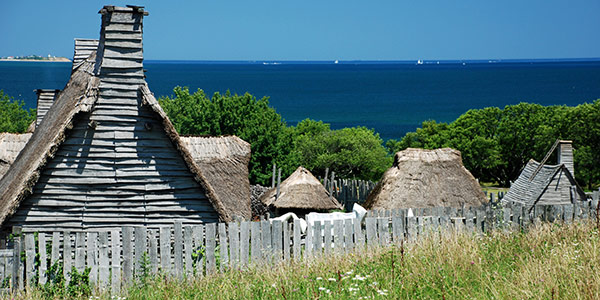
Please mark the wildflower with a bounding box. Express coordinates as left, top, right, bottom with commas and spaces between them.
328, 278, 336, 282
377, 289, 388, 295
316, 277, 323, 280
470, 261, 475, 265
271, 283, 277, 288
319, 287, 327, 291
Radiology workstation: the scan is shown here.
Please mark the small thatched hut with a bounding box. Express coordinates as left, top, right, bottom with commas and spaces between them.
259, 166, 342, 217
503, 140, 587, 210
181, 136, 252, 220
365, 148, 487, 209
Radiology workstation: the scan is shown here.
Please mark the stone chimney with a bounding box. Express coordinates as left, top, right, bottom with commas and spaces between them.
95, 5, 147, 84
72, 39, 99, 70
34, 89, 60, 127
557, 140, 574, 175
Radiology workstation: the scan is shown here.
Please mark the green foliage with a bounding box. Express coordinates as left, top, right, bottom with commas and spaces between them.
159, 87, 290, 185
40, 261, 91, 299
292, 119, 391, 181
0, 90, 36, 133
159, 88, 392, 184
388, 101, 599, 188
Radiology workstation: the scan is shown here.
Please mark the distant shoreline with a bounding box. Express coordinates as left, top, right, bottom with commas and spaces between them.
0, 58, 71, 62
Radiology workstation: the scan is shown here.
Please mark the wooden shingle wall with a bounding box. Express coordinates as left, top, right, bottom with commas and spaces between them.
73, 39, 99, 69
35, 89, 59, 128
4, 7, 219, 231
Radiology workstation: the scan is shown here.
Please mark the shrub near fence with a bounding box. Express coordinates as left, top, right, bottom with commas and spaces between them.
2, 198, 599, 294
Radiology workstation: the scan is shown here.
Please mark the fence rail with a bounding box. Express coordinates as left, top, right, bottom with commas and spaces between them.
3, 198, 599, 293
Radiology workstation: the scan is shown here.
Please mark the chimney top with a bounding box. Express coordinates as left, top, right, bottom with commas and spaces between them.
99, 5, 148, 16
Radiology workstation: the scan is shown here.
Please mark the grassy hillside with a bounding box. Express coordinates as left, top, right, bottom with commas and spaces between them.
19, 220, 600, 299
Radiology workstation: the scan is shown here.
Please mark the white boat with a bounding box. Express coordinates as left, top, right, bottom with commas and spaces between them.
334, 60, 339, 64
417, 59, 423, 65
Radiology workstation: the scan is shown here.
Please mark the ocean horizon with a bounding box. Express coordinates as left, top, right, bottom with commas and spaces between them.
1, 59, 599, 140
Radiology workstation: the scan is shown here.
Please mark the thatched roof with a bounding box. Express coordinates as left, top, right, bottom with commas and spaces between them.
259, 166, 342, 211
180, 136, 252, 220
0, 133, 32, 179
365, 148, 487, 209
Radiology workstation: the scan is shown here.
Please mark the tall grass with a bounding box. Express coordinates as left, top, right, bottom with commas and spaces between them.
18, 220, 600, 299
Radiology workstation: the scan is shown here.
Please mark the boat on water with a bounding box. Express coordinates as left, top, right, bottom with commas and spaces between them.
417, 59, 423, 65
334, 60, 339, 64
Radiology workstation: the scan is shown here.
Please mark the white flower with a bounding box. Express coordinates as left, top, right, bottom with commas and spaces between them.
319, 287, 326, 291
328, 278, 336, 282
316, 277, 323, 280
271, 283, 277, 288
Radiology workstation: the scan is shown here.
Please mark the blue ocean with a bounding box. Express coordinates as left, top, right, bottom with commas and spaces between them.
1, 59, 599, 140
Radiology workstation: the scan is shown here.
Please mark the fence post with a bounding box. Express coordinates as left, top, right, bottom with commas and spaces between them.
122, 227, 134, 283
12, 226, 23, 292
86, 232, 98, 286
111, 230, 121, 294
205, 224, 216, 274
365, 218, 377, 246
63, 231, 72, 285
239, 222, 249, 268
38, 232, 47, 285
24, 233, 35, 288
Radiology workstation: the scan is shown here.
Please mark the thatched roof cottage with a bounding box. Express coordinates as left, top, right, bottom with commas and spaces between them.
259, 166, 342, 216
0, 6, 242, 233
503, 140, 587, 210
365, 148, 487, 209
181, 136, 252, 221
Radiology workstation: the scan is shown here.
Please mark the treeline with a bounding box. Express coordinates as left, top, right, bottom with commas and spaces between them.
1, 88, 598, 190
386, 101, 600, 189
158, 87, 391, 185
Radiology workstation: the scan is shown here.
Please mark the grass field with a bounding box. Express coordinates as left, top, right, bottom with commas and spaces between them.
17, 220, 600, 299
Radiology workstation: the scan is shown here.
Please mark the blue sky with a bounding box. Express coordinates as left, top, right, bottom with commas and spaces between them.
1, 1, 599, 61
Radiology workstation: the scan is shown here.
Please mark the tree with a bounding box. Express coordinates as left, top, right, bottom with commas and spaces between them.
0, 90, 36, 133
293, 119, 392, 181
564, 100, 600, 189
159, 87, 291, 185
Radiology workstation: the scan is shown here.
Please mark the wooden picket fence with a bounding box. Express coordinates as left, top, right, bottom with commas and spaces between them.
2, 198, 599, 294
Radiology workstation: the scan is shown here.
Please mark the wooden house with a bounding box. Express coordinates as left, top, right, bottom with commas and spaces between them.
34, 89, 60, 129
503, 140, 587, 210
0, 6, 238, 234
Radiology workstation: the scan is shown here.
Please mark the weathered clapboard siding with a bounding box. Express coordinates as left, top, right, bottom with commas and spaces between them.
35, 89, 60, 127
3, 7, 221, 231
72, 39, 99, 69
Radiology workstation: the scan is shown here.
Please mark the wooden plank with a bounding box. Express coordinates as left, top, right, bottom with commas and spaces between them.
260, 221, 272, 262
174, 222, 183, 279
12, 227, 23, 292
122, 227, 133, 283
218, 223, 229, 271
392, 216, 403, 244
365, 217, 377, 247
98, 232, 110, 288
305, 222, 313, 259
283, 222, 291, 261
334, 219, 344, 254
24, 233, 35, 287
353, 217, 364, 251
111, 230, 121, 295
323, 221, 332, 255
159, 227, 171, 275
205, 223, 216, 274
406, 217, 417, 241
344, 219, 354, 252
134, 227, 147, 277
184, 226, 193, 276
75, 232, 85, 272
148, 229, 158, 274
313, 221, 323, 257
192, 225, 204, 276
38, 233, 47, 285
86, 232, 98, 286
271, 221, 283, 263
293, 219, 301, 261
475, 207, 485, 233
250, 222, 261, 265
377, 218, 388, 246
239, 222, 249, 268
63, 232, 73, 284
229, 223, 240, 269
465, 209, 475, 232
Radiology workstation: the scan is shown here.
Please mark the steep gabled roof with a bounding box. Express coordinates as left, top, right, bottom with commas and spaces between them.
180, 135, 252, 220
259, 166, 342, 211
0, 6, 234, 227
503, 159, 587, 209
